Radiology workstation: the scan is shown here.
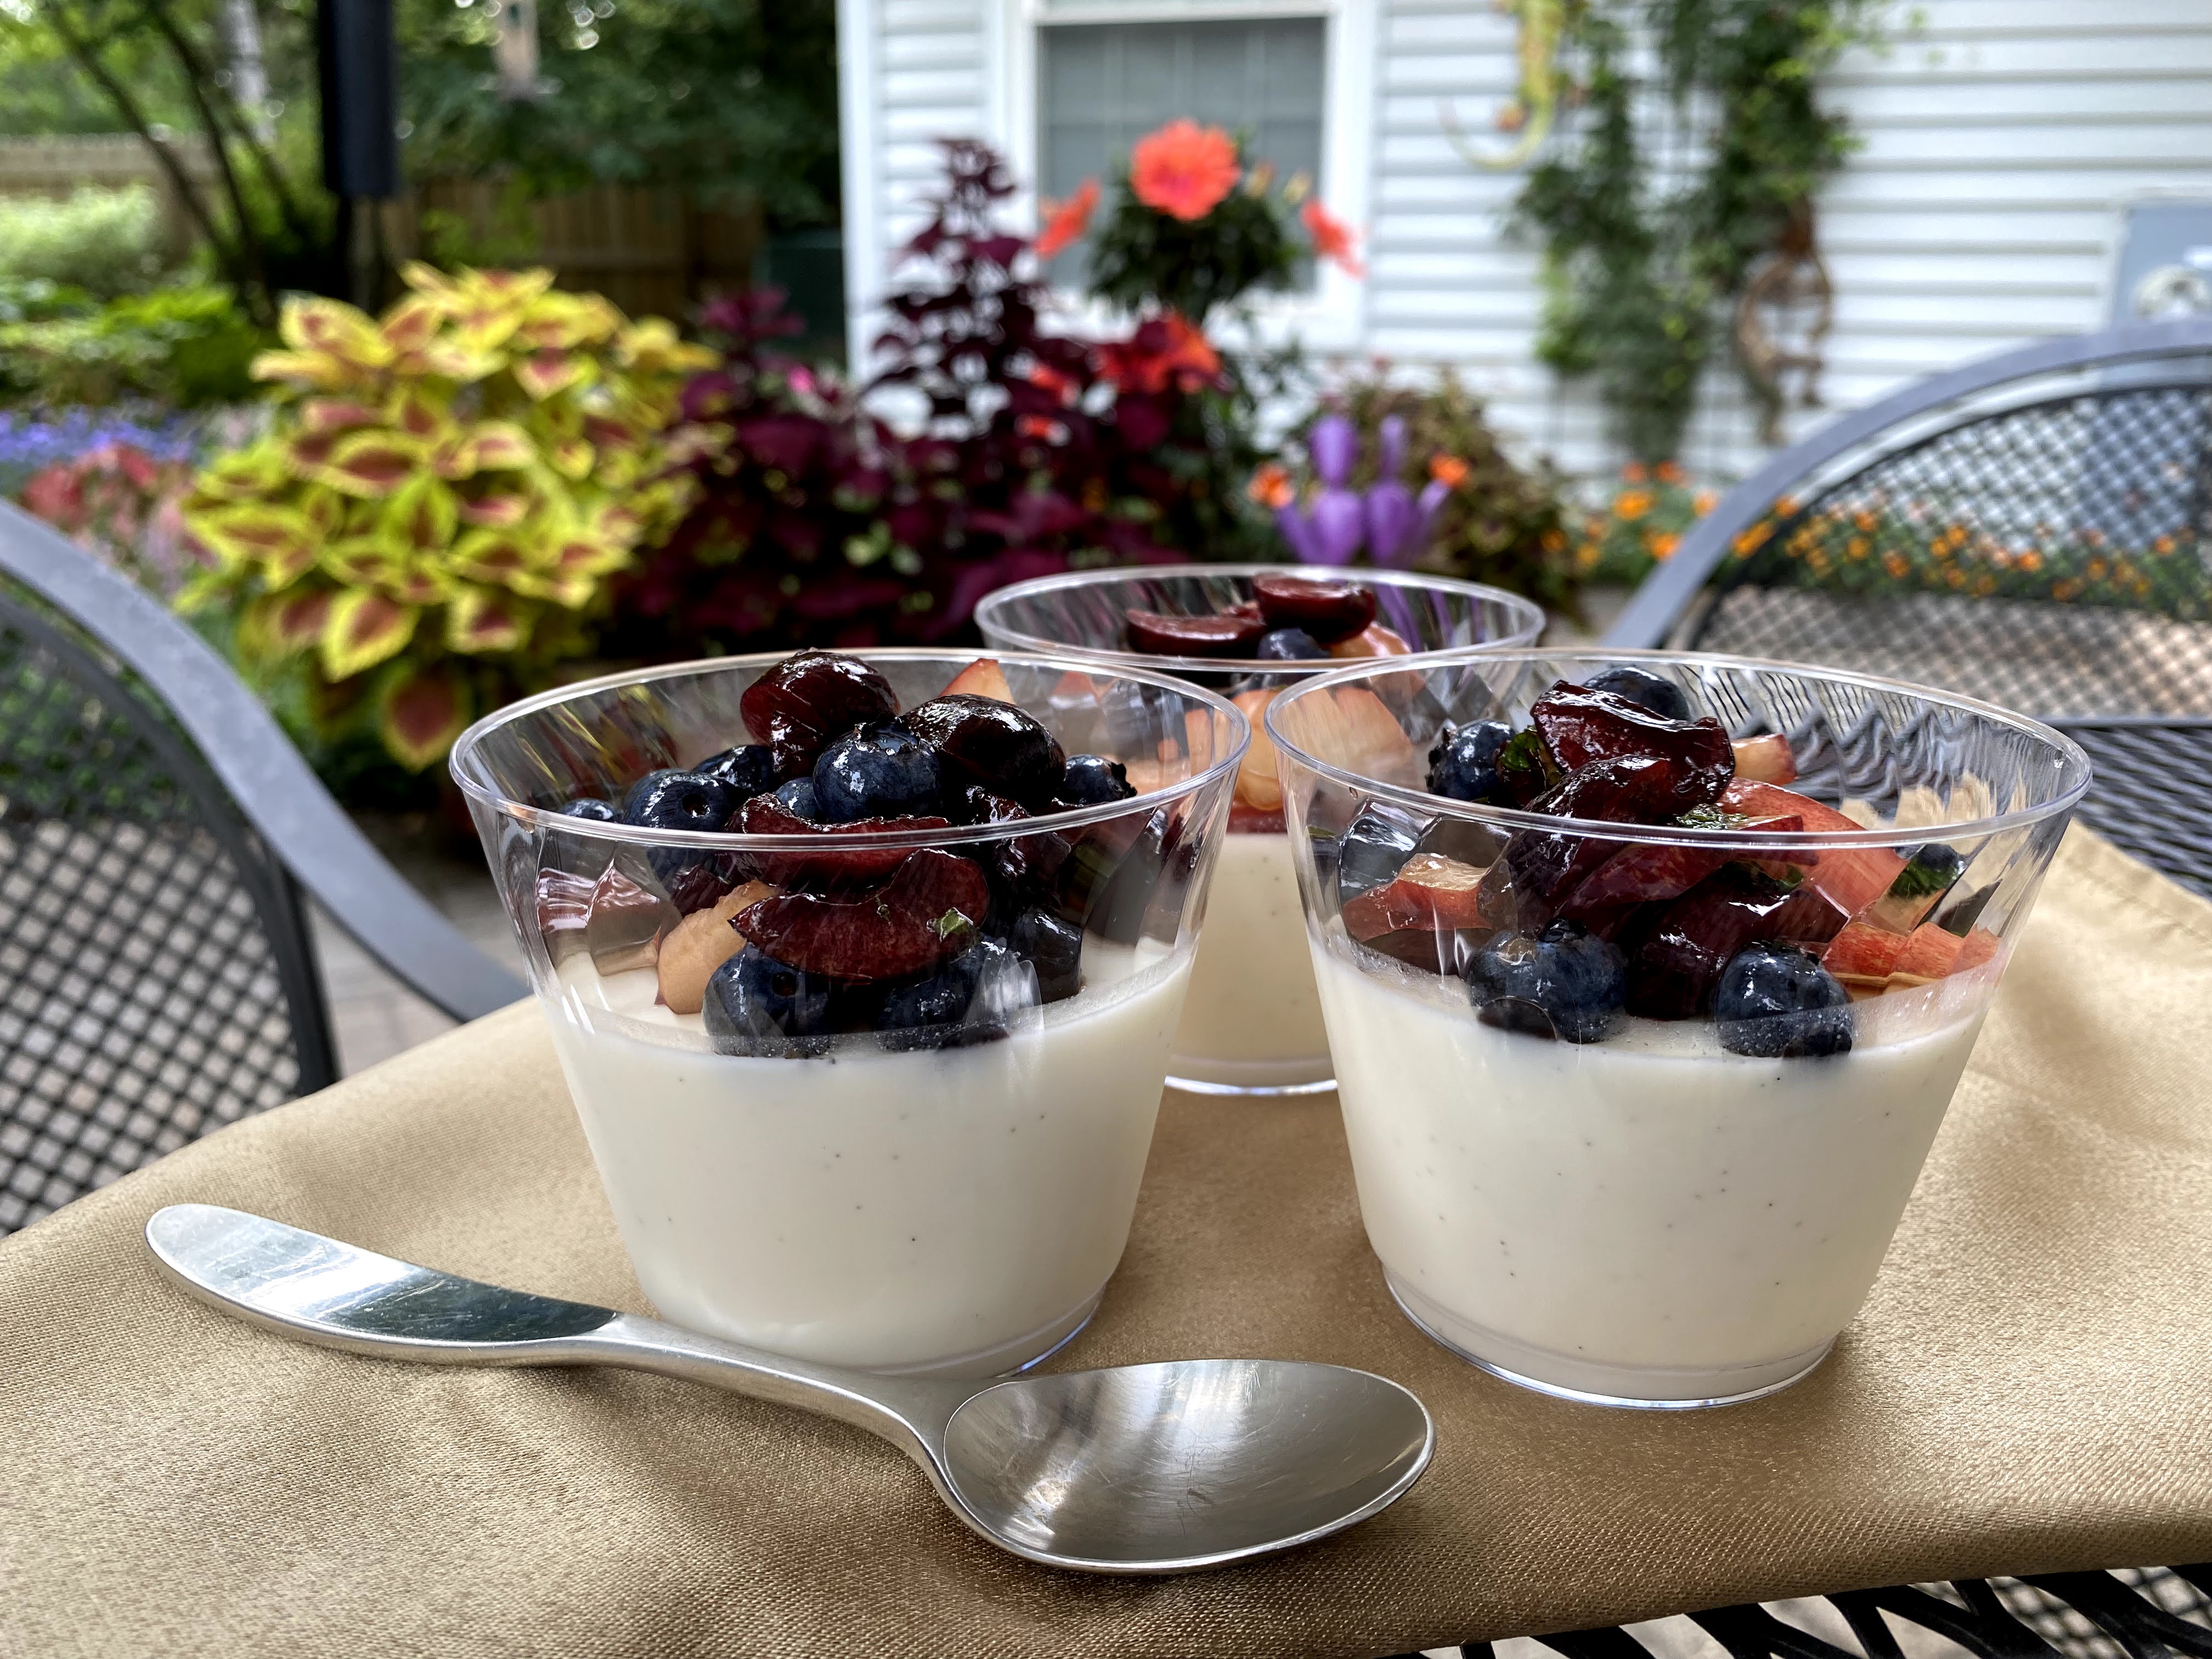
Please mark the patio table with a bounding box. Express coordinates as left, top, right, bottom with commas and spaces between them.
4, 825, 2211, 1659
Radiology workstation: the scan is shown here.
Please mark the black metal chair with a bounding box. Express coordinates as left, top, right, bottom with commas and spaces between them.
1604, 316, 2212, 897
0, 507, 525, 1234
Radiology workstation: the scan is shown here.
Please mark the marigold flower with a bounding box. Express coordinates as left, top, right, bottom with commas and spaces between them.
1300, 199, 1364, 276
2019, 549, 2043, 572
1882, 550, 1910, 579
1614, 489, 1652, 521
1621, 461, 1647, 484
1130, 121, 1239, 222
1248, 462, 1295, 510
1647, 532, 1679, 560
2154, 534, 2177, 555
1692, 489, 1718, 515
1428, 454, 1470, 489
1035, 179, 1098, 259
1655, 460, 1685, 485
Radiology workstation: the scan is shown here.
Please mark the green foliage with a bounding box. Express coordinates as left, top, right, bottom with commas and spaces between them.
397, 0, 841, 227
1325, 365, 1582, 612
0, 186, 166, 295
179, 264, 718, 771
1087, 167, 1302, 328
0, 280, 268, 407
1513, 0, 1888, 462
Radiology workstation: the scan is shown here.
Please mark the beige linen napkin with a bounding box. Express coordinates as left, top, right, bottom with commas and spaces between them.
5, 827, 2212, 1659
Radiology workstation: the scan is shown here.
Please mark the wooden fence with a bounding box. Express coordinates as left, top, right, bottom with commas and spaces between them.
0, 136, 762, 323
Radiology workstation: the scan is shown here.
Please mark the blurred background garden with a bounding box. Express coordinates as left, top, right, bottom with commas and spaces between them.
1, 0, 2207, 822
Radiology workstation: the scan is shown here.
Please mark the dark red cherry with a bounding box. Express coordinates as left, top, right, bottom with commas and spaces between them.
1623, 864, 1805, 1019
735, 849, 991, 983
1251, 573, 1376, 644
740, 648, 899, 777
898, 693, 1067, 811
1124, 609, 1265, 658
736, 794, 951, 890
1531, 682, 1734, 799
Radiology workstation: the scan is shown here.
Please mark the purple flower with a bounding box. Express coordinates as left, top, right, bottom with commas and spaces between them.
1276, 415, 1367, 566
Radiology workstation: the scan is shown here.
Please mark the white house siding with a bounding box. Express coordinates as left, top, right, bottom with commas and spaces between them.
841, 0, 2212, 480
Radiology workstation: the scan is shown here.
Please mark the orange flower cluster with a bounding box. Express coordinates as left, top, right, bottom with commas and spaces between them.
1035, 179, 1099, 258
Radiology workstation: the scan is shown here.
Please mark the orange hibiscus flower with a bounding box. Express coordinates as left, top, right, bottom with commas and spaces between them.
1035, 179, 1098, 259
1097, 312, 1222, 396
1130, 120, 1239, 222
1300, 199, 1364, 276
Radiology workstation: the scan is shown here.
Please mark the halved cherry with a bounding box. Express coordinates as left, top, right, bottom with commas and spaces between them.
737, 795, 952, 889
740, 647, 899, 776
1124, 609, 1266, 657
1532, 682, 1735, 797
900, 693, 1066, 810
735, 849, 990, 983
1623, 863, 1804, 1019
1252, 573, 1376, 644
1341, 853, 1491, 940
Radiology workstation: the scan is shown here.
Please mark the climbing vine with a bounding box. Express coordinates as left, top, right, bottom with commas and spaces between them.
1506, 0, 1892, 462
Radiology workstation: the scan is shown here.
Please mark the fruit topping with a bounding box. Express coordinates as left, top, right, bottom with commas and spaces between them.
582, 864, 673, 974
1466, 918, 1626, 1043
1251, 573, 1376, 644
1719, 778, 1905, 916
1413, 812, 1501, 868
1504, 755, 1735, 929
1820, 919, 1907, 986
1004, 906, 1083, 1002
1623, 864, 1803, 1019
1059, 753, 1136, 805
774, 776, 821, 821
1715, 943, 1853, 1058
1860, 842, 1965, 934
1231, 687, 1283, 814
1297, 686, 1423, 788
735, 794, 953, 889
657, 881, 775, 1014
1559, 843, 1735, 930
1328, 623, 1412, 658
941, 656, 1014, 702
741, 647, 899, 776
811, 721, 943, 823
702, 946, 837, 1056
1256, 627, 1329, 660
1362, 927, 1494, 978
1336, 801, 1424, 905
1953, 927, 2001, 973
1493, 727, 1560, 806
735, 848, 990, 983
878, 939, 1035, 1052
1427, 719, 1512, 804
620, 769, 741, 888
1580, 664, 1691, 721
1059, 808, 1170, 943
696, 743, 780, 796
1730, 733, 1797, 785
1124, 609, 1265, 658
898, 693, 1067, 810
1530, 682, 1734, 795
557, 797, 618, 822
1889, 921, 1965, 983
1341, 853, 1492, 940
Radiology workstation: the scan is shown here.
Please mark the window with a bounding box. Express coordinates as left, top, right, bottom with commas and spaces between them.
1036, 16, 1329, 287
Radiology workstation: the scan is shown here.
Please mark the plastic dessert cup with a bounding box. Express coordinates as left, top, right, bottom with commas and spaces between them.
450, 649, 1247, 1376
976, 565, 1544, 1095
1266, 648, 2090, 1407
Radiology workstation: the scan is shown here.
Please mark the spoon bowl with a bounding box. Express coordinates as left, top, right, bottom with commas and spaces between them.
145, 1204, 1432, 1575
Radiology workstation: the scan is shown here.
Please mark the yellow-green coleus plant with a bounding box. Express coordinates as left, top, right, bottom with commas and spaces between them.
180, 262, 720, 769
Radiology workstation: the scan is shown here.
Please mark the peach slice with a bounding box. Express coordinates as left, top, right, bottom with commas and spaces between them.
1231, 687, 1282, 811
1328, 622, 1413, 659
1341, 853, 1490, 940
657, 881, 775, 1014
943, 656, 1014, 702
1731, 733, 1797, 785
1287, 684, 1420, 789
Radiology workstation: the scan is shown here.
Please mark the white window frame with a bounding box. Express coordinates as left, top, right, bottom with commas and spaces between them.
986, 0, 1378, 356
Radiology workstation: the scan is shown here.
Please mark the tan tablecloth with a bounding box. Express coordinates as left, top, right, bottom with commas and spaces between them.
5, 827, 2212, 1659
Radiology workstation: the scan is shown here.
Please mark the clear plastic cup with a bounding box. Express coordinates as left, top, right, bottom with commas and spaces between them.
449, 650, 1247, 1376
975, 565, 1545, 1094
1266, 648, 2090, 1407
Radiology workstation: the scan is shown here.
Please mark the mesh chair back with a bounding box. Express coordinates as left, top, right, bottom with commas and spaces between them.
0, 582, 333, 1234
1680, 354, 2212, 718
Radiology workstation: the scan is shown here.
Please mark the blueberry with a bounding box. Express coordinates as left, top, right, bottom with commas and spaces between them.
1005, 905, 1082, 1002
702, 946, 836, 1056
696, 743, 779, 798
1060, 753, 1136, 806
1336, 802, 1424, 906
1467, 918, 1626, 1043
620, 769, 740, 885
1255, 627, 1328, 661
878, 939, 1035, 1052
1427, 719, 1513, 804
557, 797, 618, 822
1583, 665, 1691, 722
774, 776, 821, 821
812, 721, 943, 823
1715, 941, 1853, 1058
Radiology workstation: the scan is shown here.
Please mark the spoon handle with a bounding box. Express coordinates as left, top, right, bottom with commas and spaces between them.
145, 1204, 949, 1458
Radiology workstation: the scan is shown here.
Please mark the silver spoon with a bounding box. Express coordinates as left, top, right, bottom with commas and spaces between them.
146, 1204, 1432, 1575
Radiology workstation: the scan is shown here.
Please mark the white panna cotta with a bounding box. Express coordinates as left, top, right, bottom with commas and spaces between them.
546, 940, 1190, 1374
1314, 934, 1994, 1403
1170, 832, 1332, 1092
